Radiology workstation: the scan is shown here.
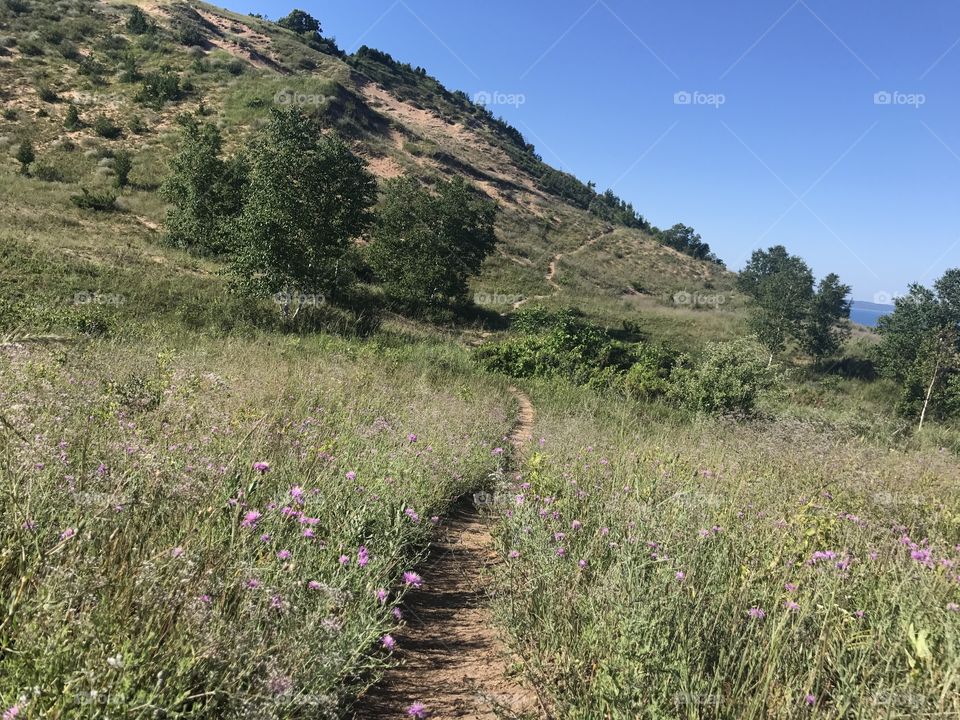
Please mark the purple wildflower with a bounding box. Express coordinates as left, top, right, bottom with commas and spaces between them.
381, 634, 396, 651
376, 588, 389, 604
747, 607, 766, 620
407, 703, 427, 719
403, 571, 422, 588
252, 461, 270, 474
241, 510, 262, 528
277, 550, 292, 561
358, 546, 370, 567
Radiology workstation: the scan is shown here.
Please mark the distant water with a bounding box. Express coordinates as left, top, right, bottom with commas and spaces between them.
850, 300, 894, 328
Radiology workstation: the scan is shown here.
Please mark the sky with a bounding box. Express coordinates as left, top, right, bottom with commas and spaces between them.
218, 0, 960, 302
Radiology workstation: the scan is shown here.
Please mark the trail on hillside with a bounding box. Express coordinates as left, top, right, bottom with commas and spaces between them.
353, 388, 540, 720
514, 226, 614, 309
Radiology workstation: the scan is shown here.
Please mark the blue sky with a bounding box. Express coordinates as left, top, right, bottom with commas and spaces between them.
219, 0, 960, 301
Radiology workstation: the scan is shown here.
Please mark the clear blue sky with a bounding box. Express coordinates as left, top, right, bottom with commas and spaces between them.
220, 0, 960, 301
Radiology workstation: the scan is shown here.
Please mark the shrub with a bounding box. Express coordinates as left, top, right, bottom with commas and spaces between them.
93, 115, 122, 139
70, 187, 118, 212
14, 140, 35, 174
126, 7, 152, 35
3, 108, 17, 121
668, 338, 778, 414
128, 115, 148, 135
37, 84, 58, 103
64, 103, 80, 130
18, 40, 43, 56
135, 70, 181, 108
58, 39, 79, 59
112, 149, 132, 188
33, 162, 64, 182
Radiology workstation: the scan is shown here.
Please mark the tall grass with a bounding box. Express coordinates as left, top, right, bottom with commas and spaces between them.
491, 384, 960, 719
0, 334, 510, 717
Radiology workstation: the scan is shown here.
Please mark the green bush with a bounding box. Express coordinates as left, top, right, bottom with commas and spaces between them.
70, 188, 118, 212
669, 338, 778, 414
37, 84, 58, 103
92, 115, 122, 139
33, 162, 64, 182
135, 70, 182, 108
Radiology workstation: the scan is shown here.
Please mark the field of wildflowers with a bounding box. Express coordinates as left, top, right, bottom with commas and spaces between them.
0, 333, 512, 717
492, 385, 960, 719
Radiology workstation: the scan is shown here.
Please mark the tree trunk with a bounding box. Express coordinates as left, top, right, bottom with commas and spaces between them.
918, 353, 941, 433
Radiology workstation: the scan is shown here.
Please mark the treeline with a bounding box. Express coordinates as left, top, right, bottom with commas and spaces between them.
160, 107, 498, 322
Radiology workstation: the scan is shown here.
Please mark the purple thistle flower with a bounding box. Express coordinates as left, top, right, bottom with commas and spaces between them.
290, 486, 304, 502
346, 471, 357, 481
403, 571, 422, 588
376, 588, 389, 604
270, 594, 284, 610
408, 433, 418, 443
59, 527, 76, 541
675, 571, 685, 581
339, 554, 350, 566
302, 529, 315, 538
747, 607, 766, 620
804, 694, 816, 707
508, 550, 520, 559
252, 461, 270, 474
277, 550, 292, 560
404, 508, 421, 523
245, 579, 260, 590
199, 594, 212, 604
785, 583, 798, 592
948, 603, 959, 612
555, 546, 566, 558
241, 510, 262, 528
260, 533, 271, 543
407, 703, 427, 719
491, 447, 504, 456
171, 546, 185, 558
358, 546, 370, 567
381, 634, 396, 651
578, 559, 588, 569
393, 606, 403, 621
3, 705, 22, 719
784, 600, 800, 612
308, 581, 322, 590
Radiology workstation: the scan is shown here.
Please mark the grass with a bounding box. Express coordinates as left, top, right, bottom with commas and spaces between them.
490, 381, 960, 719
0, 332, 513, 716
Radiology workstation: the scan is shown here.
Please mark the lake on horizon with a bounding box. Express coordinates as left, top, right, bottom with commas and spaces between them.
850, 300, 894, 328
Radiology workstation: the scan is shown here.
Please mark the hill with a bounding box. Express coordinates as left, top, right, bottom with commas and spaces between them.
0, 0, 736, 346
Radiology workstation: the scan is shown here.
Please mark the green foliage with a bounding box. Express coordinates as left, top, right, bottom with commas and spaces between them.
656, 223, 723, 265
63, 102, 80, 129
70, 187, 118, 212
621, 344, 677, 400
37, 83, 58, 102
367, 176, 498, 309
875, 270, 960, 421
476, 308, 641, 389
126, 6, 152, 35
32, 162, 64, 182
668, 337, 778, 414
135, 69, 182, 109
229, 108, 377, 306
277, 9, 321, 36
160, 115, 246, 255
92, 115, 122, 139
112, 149, 132, 188
738, 245, 850, 363
14, 140, 35, 174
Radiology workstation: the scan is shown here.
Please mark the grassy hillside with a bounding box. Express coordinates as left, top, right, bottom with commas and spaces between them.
2, 2, 959, 719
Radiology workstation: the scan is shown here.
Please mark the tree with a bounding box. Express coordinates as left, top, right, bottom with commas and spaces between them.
277, 9, 321, 36
656, 224, 723, 265
230, 108, 376, 311
160, 115, 246, 255
800, 273, 852, 364
367, 176, 498, 309
126, 7, 151, 35
737, 246, 815, 364
14, 140, 34, 175
64, 103, 80, 130
875, 269, 960, 426
113, 150, 133, 189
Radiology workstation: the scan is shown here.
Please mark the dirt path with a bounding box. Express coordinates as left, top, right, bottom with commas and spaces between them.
353, 389, 539, 720
514, 226, 614, 309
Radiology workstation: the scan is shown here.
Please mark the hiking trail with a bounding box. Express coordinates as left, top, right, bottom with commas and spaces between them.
353, 387, 540, 719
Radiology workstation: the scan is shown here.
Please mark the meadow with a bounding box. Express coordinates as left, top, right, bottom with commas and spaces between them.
490, 381, 960, 719
0, 332, 513, 717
